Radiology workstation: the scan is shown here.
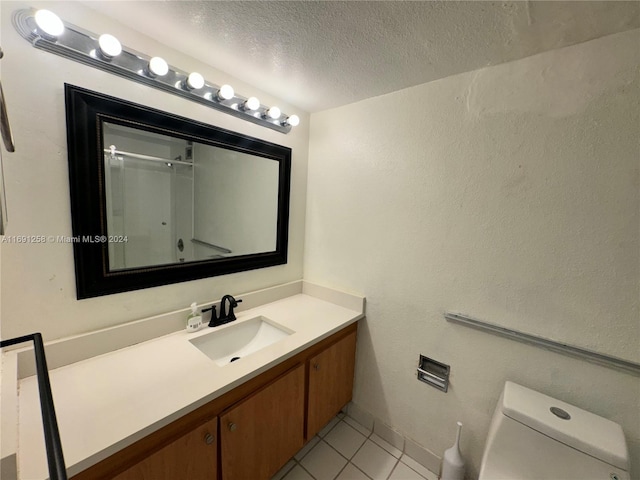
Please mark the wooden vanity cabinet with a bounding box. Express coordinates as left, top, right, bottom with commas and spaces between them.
307, 330, 357, 438
220, 365, 305, 480
71, 323, 357, 480
111, 417, 218, 480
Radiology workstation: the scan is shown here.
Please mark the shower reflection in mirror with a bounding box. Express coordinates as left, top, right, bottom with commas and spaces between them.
103, 122, 279, 271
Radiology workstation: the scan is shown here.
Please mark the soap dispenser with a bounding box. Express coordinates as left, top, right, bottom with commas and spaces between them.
186, 302, 202, 332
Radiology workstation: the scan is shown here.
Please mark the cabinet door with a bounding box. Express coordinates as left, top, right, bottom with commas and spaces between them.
307, 331, 357, 437
112, 417, 218, 480
220, 364, 305, 480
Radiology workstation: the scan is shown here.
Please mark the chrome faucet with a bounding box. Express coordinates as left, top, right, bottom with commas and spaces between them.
203, 295, 242, 328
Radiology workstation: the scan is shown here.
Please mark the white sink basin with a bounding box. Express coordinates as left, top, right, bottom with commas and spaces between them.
189, 316, 294, 366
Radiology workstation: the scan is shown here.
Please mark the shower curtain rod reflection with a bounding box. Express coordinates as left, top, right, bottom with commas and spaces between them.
103, 148, 193, 166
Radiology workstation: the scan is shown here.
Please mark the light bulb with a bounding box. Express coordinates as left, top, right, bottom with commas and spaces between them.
186, 72, 205, 90
148, 57, 169, 77
242, 97, 260, 111
98, 34, 122, 58
34, 9, 64, 38
265, 106, 281, 120
285, 115, 300, 127
217, 84, 234, 101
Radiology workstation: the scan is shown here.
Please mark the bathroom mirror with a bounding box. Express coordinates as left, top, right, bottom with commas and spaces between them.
65, 84, 291, 299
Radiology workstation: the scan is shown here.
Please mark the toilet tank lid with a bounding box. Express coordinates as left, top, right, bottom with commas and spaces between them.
501, 381, 629, 471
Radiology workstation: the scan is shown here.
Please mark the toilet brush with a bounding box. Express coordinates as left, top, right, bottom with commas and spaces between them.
441, 421, 465, 480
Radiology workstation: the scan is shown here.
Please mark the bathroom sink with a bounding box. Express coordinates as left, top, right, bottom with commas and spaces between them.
189, 316, 294, 366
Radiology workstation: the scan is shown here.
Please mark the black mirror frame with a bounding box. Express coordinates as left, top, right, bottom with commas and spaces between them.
64, 84, 291, 299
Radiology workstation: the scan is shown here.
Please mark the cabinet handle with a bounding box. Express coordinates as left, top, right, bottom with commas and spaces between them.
204, 433, 215, 445
228, 422, 237, 432
313, 363, 320, 371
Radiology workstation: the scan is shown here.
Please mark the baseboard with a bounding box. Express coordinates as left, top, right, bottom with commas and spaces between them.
346, 401, 442, 477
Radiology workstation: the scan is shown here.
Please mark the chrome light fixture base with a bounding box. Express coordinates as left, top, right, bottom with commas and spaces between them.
12, 8, 294, 134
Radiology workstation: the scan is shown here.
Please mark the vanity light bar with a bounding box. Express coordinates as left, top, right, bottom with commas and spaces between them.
13, 8, 299, 134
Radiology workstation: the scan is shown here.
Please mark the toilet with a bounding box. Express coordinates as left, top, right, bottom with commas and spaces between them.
478, 381, 630, 480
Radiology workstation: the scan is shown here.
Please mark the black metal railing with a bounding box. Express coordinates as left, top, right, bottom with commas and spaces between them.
1, 333, 68, 480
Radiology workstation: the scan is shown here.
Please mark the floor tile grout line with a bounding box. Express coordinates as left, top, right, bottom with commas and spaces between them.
340, 432, 367, 462
281, 414, 435, 480
324, 419, 370, 461
369, 433, 403, 460
332, 463, 349, 480
345, 415, 434, 479
295, 436, 320, 463
342, 461, 375, 480
319, 416, 341, 439
284, 413, 411, 480
398, 455, 431, 480
278, 459, 296, 480
321, 437, 349, 462
346, 436, 400, 480
298, 460, 317, 480
283, 438, 423, 480
300, 428, 372, 480
299, 437, 351, 480
331, 460, 358, 480
335, 415, 379, 476
343, 415, 374, 439
292, 418, 349, 479
325, 438, 378, 480
357, 462, 375, 480
384, 456, 402, 480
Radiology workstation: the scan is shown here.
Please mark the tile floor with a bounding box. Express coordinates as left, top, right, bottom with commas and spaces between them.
271, 413, 439, 480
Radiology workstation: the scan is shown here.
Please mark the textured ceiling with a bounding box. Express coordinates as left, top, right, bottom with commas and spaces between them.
84, 1, 639, 113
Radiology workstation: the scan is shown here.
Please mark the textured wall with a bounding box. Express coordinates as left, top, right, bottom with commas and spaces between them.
306, 30, 639, 477
0, 1, 309, 341
0, 0, 3, 434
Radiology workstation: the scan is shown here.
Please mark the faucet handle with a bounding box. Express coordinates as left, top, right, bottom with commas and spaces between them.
228, 298, 242, 321
202, 305, 218, 327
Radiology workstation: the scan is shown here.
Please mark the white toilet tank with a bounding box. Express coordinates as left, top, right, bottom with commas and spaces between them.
478, 381, 630, 480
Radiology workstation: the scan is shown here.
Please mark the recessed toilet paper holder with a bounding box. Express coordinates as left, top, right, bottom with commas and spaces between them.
417, 355, 450, 392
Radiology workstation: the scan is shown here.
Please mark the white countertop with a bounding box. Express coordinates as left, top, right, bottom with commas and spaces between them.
16, 291, 364, 480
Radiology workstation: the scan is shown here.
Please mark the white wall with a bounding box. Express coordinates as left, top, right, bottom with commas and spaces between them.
0, 0, 4, 462
0, 3, 3, 346
0, 1, 309, 341
306, 29, 640, 477
0, 240, 2, 340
